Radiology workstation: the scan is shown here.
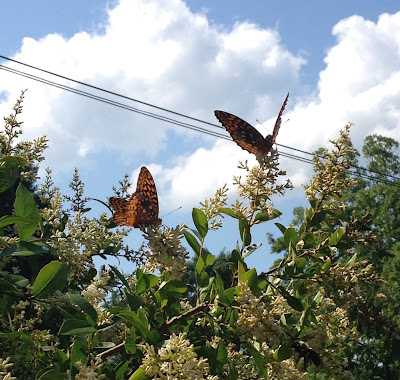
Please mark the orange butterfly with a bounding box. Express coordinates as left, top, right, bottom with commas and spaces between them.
215, 92, 289, 155
109, 166, 162, 228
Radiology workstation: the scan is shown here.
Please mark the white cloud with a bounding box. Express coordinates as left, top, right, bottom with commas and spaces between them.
151, 11, 400, 210
1, 2, 400, 211
0, 0, 304, 172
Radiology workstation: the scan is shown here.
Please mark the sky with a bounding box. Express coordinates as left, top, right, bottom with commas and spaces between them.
1, 0, 400, 271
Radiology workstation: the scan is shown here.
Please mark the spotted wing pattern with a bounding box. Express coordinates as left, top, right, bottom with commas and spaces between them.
109, 166, 161, 228
109, 197, 129, 226
214, 110, 267, 155
214, 92, 289, 155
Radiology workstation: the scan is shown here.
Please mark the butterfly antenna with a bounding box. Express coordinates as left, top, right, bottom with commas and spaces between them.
161, 206, 182, 218
89, 197, 113, 212
256, 119, 269, 133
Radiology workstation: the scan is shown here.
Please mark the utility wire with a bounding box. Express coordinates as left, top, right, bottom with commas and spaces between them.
0, 64, 324, 168
1, 55, 400, 186
0, 65, 227, 140
0, 55, 221, 129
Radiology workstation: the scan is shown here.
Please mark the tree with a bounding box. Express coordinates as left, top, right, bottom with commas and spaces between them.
268, 132, 400, 379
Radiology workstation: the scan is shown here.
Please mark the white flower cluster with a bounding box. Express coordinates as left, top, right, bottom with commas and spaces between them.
74, 358, 105, 380
81, 270, 111, 311
304, 124, 357, 209
200, 185, 228, 230
0, 357, 16, 380
143, 225, 189, 280
232, 160, 292, 226
140, 333, 218, 379
49, 212, 127, 278
235, 282, 283, 345
266, 357, 308, 380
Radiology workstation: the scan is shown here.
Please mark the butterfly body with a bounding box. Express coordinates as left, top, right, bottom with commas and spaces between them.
109, 166, 161, 228
215, 92, 289, 155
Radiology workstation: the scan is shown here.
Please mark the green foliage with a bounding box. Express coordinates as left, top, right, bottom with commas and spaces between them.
0, 95, 398, 379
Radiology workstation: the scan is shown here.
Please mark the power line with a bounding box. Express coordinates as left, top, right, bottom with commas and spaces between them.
0, 64, 320, 167
0, 65, 227, 140
1, 55, 400, 186
0, 55, 222, 130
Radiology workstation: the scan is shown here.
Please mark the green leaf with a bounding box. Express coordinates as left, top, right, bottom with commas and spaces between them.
183, 230, 201, 256
239, 219, 251, 246
0, 278, 18, 291
275, 223, 287, 235
247, 268, 258, 294
216, 340, 228, 366
248, 346, 268, 379
223, 288, 236, 304
129, 368, 151, 380
59, 319, 96, 335
110, 265, 133, 294
94, 342, 115, 350
254, 209, 282, 222
167, 280, 187, 293
296, 257, 307, 272
33, 261, 69, 299
286, 295, 303, 312
14, 183, 41, 240
136, 268, 144, 280
283, 228, 299, 248
218, 207, 238, 218
302, 232, 317, 248
205, 253, 215, 266
288, 241, 298, 261
136, 274, 159, 295
125, 336, 137, 354
192, 208, 208, 238
0, 241, 48, 257
0, 215, 29, 228
115, 361, 129, 379
238, 261, 247, 283
125, 293, 142, 311
312, 291, 323, 306
119, 311, 154, 342
347, 252, 358, 267
71, 337, 87, 369
310, 210, 326, 226
0, 332, 27, 340
0, 156, 29, 192
329, 226, 345, 246
322, 258, 332, 271
273, 345, 291, 361
37, 369, 67, 380
69, 294, 98, 324
196, 257, 205, 274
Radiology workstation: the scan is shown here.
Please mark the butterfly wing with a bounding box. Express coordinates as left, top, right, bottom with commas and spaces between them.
109, 197, 129, 226
131, 166, 161, 227
109, 167, 161, 227
215, 110, 267, 155
266, 92, 289, 147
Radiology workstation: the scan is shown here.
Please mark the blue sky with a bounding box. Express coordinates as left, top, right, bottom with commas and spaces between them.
1, 0, 400, 271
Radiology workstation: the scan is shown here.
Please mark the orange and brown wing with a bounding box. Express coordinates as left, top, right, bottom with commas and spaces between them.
267, 92, 289, 146
109, 197, 129, 226
214, 110, 267, 155
130, 166, 161, 227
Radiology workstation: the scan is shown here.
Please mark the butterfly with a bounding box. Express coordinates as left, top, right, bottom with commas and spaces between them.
109, 166, 162, 228
214, 92, 289, 155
